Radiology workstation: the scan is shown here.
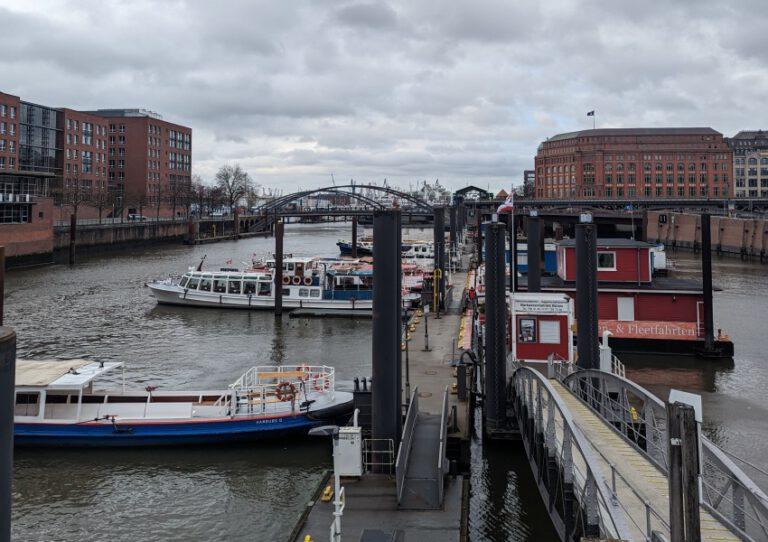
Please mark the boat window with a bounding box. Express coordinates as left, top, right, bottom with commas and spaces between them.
282, 287, 290, 297
213, 278, 227, 293
258, 282, 271, 296
15, 392, 41, 417
179, 276, 189, 288
187, 277, 200, 289
243, 281, 257, 295
287, 263, 295, 271
199, 277, 212, 291
299, 288, 309, 297
310, 289, 320, 298
228, 280, 242, 294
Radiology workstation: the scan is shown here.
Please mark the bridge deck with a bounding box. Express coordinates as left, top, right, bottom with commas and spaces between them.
550, 380, 738, 541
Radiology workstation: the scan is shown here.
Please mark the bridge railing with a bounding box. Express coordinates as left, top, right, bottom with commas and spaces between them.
511, 364, 633, 541
437, 385, 450, 505
560, 367, 768, 542
395, 387, 419, 505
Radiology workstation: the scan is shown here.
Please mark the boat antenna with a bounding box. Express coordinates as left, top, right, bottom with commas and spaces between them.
197, 254, 207, 272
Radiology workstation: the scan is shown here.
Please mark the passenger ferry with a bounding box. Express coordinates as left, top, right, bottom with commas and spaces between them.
148, 256, 374, 311
14, 360, 353, 447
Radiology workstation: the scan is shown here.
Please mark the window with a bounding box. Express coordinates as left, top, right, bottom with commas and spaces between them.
258, 282, 271, 296
199, 278, 212, 291
187, 277, 200, 289
310, 289, 321, 298
179, 276, 189, 288
518, 318, 536, 343
597, 251, 616, 270
15, 392, 41, 417
299, 288, 309, 297
228, 280, 242, 294
539, 320, 561, 344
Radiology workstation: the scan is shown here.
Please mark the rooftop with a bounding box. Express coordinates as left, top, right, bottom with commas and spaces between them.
85, 108, 163, 119
730, 130, 768, 140
546, 127, 720, 143
556, 238, 655, 249
16, 359, 122, 389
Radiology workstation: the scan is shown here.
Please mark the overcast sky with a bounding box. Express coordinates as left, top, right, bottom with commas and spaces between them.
1, 0, 766, 192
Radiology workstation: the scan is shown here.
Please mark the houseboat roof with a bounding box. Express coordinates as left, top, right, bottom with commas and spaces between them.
556, 238, 655, 249
16, 359, 122, 389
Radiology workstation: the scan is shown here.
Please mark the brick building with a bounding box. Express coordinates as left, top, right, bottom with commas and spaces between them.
87, 109, 192, 218
534, 128, 732, 200
726, 130, 768, 198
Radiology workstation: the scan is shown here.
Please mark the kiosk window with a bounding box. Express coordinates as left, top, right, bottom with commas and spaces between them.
597, 251, 616, 270
540, 320, 560, 344
519, 318, 537, 343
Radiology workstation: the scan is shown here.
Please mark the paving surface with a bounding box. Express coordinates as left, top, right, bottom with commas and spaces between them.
550, 380, 739, 542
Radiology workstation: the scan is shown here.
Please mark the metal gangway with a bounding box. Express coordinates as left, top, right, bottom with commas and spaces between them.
509, 358, 768, 542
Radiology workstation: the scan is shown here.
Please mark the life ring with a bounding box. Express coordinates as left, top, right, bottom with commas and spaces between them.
313, 377, 331, 392
297, 364, 311, 380
303, 276, 312, 286
275, 381, 296, 401
292, 276, 301, 285
282, 276, 290, 285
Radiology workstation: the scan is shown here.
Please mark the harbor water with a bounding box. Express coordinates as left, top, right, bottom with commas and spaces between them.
5, 224, 768, 541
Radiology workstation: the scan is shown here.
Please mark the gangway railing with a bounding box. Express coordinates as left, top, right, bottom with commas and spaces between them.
396, 387, 419, 505
558, 366, 768, 542
510, 363, 633, 542
437, 385, 450, 505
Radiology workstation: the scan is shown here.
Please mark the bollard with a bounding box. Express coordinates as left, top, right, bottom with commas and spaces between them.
351, 215, 358, 259
0, 327, 16, 542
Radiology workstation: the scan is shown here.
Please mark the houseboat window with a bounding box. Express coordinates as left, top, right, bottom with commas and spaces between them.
15, 392, 41, 417
187, 277, 200, 289
213, 277, 227, 293
519, 318, 537, 343
539, 320, 560, 344
179, 276, 189, 288
228, 280, 242, 294
597, 251, 616, 271
310, 289, 320, 298
199, 278, 212, 291
287, 262, 295, 271
299, 288, 309, 297
282, 287, 290, 296
243, 281, 257, 295
258, 282, 271, 296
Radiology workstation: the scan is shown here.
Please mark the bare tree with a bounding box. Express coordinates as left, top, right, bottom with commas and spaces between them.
215, 164, 252, 212
169, 177, 192, 219
91, 185, 111, 224
59, 176, 90, 222
153, 183, 165, 221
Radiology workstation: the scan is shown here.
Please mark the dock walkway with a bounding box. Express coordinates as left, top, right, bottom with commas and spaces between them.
551, 380, 739, 541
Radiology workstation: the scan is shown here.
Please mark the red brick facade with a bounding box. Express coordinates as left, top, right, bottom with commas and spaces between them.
534, 128, 732, 200
0, 91, 20, 174
91, 112, 192, 218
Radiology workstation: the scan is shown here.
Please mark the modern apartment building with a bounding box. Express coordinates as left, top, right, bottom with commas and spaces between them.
534, 128, 732, 200
87, 109, 192, 218
727, 130, 768, 198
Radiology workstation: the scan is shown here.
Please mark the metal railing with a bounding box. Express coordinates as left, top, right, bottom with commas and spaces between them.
437, 385, 450, 505
511, 365, 633, 541
363, 438, 395, 474
560, 367, 768, 541
396, 387, 419, 505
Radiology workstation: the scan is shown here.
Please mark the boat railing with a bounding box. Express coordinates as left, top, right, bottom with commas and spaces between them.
229, 365, 336, 405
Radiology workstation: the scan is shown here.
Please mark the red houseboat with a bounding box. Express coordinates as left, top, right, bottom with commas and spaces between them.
523, 238, 733, 356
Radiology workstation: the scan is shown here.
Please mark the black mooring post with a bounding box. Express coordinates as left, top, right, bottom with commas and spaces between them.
576, 219, 599, 370
449, 205, 458, 251
475, 211, 483, 264
0, 327, 16, 542
274, 220, 284, 317
484, 221, 507, 433
372, 209, 402, 455
701, 214, 715, 352
527, 213, 542, 293
434, 206, 446, 309
351, 215, 358, 258
510, 215, 518, 292
0, 246, 4, 327
69, 213, 77, 266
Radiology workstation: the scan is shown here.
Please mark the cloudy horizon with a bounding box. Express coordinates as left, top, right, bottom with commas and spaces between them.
1, 0, 766, 193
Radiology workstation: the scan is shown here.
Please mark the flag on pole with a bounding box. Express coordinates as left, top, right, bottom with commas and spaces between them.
587, 110, 595, 116
226, 258, 233, 265
496, 192, 515, 214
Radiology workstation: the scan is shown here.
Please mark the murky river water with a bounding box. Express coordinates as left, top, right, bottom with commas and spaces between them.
5, 225, 767, 541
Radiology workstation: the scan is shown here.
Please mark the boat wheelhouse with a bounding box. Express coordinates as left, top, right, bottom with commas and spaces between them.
14, 360, 352, 447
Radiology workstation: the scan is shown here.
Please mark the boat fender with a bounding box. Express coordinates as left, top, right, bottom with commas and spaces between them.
303, 276, 312, 286
282, 276, 291, 285
276, 381, 296, 401
292, 276, 301, 285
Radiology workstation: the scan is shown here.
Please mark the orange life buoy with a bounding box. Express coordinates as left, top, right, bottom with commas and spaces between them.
292, 276, 301, 285
282, 276, 290, 285
297, 364, 311, 380
275, 381, 296, 401
303, 276, 312, 286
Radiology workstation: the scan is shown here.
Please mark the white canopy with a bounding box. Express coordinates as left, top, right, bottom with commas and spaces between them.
16, 359, 121, 389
